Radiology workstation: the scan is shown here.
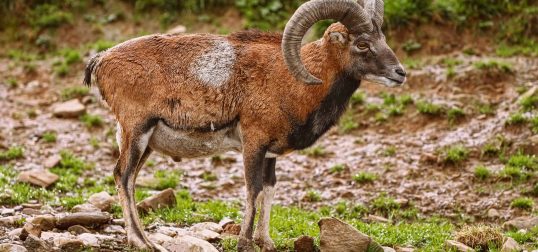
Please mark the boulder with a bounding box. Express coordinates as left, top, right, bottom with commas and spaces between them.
17, 169, 58, 188
0, 244, 28, 252
59, 239, 85, 252
23, 234, 51, 252
1, 208, 15, 216
503, 216, 538, 231
192, 229, 220, 242
318, 217, 383, 252
445, 240, 475, 252
88, 191, 116, 211
137, 188, 177, 214
52, 99, 86, 118
294, 235, 315, 252
163, 235, 219, 252
56, 212, 111, 229
501, 237, 520, 252
30, 215, 56, 231
218, 217, 234, 228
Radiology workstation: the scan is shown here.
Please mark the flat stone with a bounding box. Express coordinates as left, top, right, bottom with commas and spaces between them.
190, 222, 222, 234
88, 191, 116, 211
501, 237, 520, 252
77, 233, 115, 247
68, 225, 91, 235
111, 218, 124, 226
22, 208, 42, 216
56, 212, 111, 229
149, 232, 174, 245
30, 215, 56, 231
17, 169, 58, 188
445, 240, 475, 252
503, 216, 538, 231
7, 228, 23, 239
294, 235, 315, 252
103, 224, 125, 234
319, 217, 383, 252
137, 188, 176, 214
72, 203, 101, 213
23, 234, 51, 252
0, 216, 22, 227
21, 203, 42, 209
52, 99, 86, 118
0, 244, 28, 252
163, 235, 219, 252
1, 208, 15, 216
43, 155, 61, 169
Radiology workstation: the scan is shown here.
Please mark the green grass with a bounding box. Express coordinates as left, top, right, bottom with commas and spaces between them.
500, 166, 526, 180
473, 60, 513, 73
441, 145, 469, 165
447, 107, 465, 124
300, 146, 327, 158
481, 143, 501, 158
476, 102, 495, 116
510, 197, 534, 210
42, 131, 57, 143
350, 91, 366, 107
91, 40, 116, 52
531, 117, 538, 133
29, 4, 73, 29
507, 153, 538, 171
80, 114, 104, 128
0, 146, 24, 161
371, 194, 400, 216
353, 172, 377, 184
61, 86, 89, 101
383, 146, 397, 157
520, 94, 538, 111
154, 170, 182, 190
202, 171, 218, 182
304, 190, 322, 202
505, 113, 528, 126
416, 101, 443, 116
329, 164, 345, 174
474, 165, 491, 180
338, 111, 359, 134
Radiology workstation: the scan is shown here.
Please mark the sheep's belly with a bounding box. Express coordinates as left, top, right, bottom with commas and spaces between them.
149, 121, 242, 159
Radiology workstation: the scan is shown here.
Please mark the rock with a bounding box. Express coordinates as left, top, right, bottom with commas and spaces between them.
17, 169, 58, 188
8, 228, 23, 239
1, 208, 15, 216
103, 224, 125, 234
21, 208, 41, 216
503, 216, 538, 231
88, 191, 115, 211
21, 203, 42, 209
137, 188, 177, 214
501, 237, 520, 252
43, 155, 61, 169
163, 235, 219, 252
23, 234, 51, 252
0, 244, 27, 252
395, 247, 415, 252
190, 222, 223, 234
445, 240, 475, 252
56, 212, 111, 229
318, 217, 383, 252
0, 216, 22, 227
57, 238, 85, 252
294, 235, 315, 252
30, 215, 56, 231
487, 209, 500, 219
222, 223, 241, 235
149, 232, 174, 245
166, 25, 187, 34
365, 214, 390, 223
192, 229, 220, 242
111, 218, 125, 226
52, 99, 86, 118
383, 247, 396, 252
68, 225, 91, 235
420, 152, 438, 164
77, 233, 115, 247
20, 222, 41, 241
72, 203, 101, 213
218, 217, 234, 228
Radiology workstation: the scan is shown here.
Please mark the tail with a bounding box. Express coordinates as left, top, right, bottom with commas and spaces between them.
83, 53, 101, 87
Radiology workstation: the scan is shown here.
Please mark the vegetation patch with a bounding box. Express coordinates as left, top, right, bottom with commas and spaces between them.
510, 197, 534, 210
474, 165, 491, 180
353, 172, 377, 184
440, 145, 469, 166
41, 131, 57, 143
61, 86, 89, 101
455, 225, 504, 251
416, 101, 443, 116
80, 114, 104, 128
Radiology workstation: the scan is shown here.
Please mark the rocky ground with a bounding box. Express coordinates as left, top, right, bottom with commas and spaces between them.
0, 23, 538, 252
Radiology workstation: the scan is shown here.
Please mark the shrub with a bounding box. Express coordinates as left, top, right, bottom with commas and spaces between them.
455, 225, 504, 251
29, 4, 72, 29
507, 153, 538, 171
520, 94, 538, 111
505, 113, 527, 126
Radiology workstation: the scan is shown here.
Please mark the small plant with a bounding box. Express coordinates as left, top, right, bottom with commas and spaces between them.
402, 58, 422, 69
304, 190, 321, 202
474, 165, 491, 180
61, 49, 81, 65
531, 117, 538, 133
505, 113, 528, 126
387, 104, 404, 117
520, 94, 538, 111
383, 146, 397, 157
145, 160, 156, 168
399, 94, 414, 106
374, 112, 387, 123
80, 114, 104, 128
91, 40, 116, 52
350, 91, 366, 106
329, 164, 345, 174
352, 172, 377, 184
500, 166, 524, 180
0, 146, 24, 161
481, 143, 501, 158
300, 146, 327, 158
475, 102, 495, 116
154, 170, 181, 190
507, 153, 538, 171
202, 171, 218, 182
447, 107, 465, 124
416, 101, 443, 116
61, 86, 89, 101
42, 132, 57, 143
455, 225, 504, 250
402, 40, 422, 53
53, 62, 69, 77
6, 77, 18, 88
473, 60, 513, 73
510, 197, 534, 210
338, 112, 358, 134
89, 137, 99, 149
441, 145, 469, 165
371, 193, 400, 215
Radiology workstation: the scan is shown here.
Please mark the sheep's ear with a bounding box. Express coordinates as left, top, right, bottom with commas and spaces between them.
328, 32, 348, 45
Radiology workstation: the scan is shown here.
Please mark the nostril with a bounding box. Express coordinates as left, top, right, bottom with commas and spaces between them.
395, 68, 406, 77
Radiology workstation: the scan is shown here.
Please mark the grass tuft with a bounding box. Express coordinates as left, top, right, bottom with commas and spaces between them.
455, 225, 504, 250
80, 114, 104, 128
474, 165, 491, 180
416, 101, 443, 116
0, 146, 24, 161
510, 197, 534, 210
440, 145, 469, 165
352, 172, 377, 184
42, 131, 57, 143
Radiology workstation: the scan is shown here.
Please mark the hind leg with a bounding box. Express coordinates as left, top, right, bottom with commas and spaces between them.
114, 122, 160, 251
254, 158, 277, 252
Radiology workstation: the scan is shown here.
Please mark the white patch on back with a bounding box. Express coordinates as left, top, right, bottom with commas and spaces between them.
191, 38, 236, 87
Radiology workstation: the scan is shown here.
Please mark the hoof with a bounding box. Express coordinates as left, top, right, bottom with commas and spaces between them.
238, 237, 256, 252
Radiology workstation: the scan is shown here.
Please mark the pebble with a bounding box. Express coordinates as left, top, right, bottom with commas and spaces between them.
137, 188, 177, 214
445, 240, 475, 252
88, 191, 116, 211
67, 225, 91, 235
30, 215, 56, 231
0, 243, 28, 252
17, 169, 58, 188
43, 155, 61, 169
52, 99, 86, 118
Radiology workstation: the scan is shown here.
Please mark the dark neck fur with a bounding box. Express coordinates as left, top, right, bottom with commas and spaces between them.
288, 72, 360, 150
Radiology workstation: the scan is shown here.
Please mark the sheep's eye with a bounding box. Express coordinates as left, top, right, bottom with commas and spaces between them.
356, 42, 369, 51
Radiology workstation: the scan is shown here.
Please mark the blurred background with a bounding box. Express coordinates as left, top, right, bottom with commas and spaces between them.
0, 1, 537, 251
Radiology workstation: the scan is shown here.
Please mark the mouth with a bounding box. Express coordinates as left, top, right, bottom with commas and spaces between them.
363, 74, 405, 88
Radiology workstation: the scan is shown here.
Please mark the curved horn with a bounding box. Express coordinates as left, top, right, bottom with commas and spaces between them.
362, 0, 384, 26
282, 0, 373, 85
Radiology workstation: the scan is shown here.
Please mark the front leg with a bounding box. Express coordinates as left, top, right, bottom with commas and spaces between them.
238, 144, 267, 252
254, 158, 277, 252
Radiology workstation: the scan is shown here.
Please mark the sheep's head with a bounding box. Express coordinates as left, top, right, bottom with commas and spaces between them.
282, 0, 406, 87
